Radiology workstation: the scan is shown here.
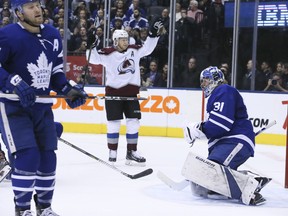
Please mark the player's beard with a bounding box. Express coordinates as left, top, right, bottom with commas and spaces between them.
23, 14, 43, 27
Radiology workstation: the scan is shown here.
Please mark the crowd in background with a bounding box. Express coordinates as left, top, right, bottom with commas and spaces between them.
0, 0, 287, 92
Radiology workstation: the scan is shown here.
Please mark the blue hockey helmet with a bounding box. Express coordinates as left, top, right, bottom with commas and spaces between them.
200, 66, 225, 98
11, 0, 42, 12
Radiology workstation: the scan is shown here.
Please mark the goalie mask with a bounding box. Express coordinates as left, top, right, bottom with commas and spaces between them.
200, 66, 224, 98
112, 29, 129, 47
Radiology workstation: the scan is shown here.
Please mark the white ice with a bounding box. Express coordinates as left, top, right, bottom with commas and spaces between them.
1, 133, 288, 216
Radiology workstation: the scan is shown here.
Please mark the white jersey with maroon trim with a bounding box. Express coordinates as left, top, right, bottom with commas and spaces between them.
88, 36, 159, 89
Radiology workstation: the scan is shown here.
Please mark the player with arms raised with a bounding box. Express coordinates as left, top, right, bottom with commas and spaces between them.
183, 66, 270, 205
0, 0, 87, 215
87, 20, 166, 166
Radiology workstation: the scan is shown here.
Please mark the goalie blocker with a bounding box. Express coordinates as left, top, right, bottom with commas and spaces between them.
182, 152, 271, 205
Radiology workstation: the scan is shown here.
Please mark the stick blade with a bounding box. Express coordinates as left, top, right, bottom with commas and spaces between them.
130, 168, 153, 179
157, 171, 189, 191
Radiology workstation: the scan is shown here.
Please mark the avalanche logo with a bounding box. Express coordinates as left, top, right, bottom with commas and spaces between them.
117, 59, 135, 75
28, 52, 52, 90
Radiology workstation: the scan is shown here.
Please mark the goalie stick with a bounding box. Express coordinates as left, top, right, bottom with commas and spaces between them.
158, 120, 277, 191
58, 137, 153, 179
0, 93, 148, 101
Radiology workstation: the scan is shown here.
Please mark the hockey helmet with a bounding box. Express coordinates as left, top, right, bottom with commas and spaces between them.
11, 0, 42, 12
112, 29, 128, 46
200, 66, 224, 98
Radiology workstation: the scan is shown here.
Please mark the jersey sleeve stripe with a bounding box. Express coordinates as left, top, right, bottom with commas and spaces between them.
211, 110, 234, 124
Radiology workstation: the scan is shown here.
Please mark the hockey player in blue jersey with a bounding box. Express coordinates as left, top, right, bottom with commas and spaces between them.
0, 0, 87, 215
183, 66, 269, 205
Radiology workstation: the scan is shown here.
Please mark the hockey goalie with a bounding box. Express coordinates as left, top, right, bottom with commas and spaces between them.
182, 66, 271, 205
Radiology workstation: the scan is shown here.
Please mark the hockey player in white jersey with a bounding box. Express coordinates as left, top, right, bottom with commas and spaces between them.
0, 0, 87, 215
183, 66, 270, 205
87, 20, 166, 166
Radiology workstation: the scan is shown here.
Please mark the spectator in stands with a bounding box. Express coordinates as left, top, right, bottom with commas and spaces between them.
175, 8, 195, 61
70, 26, 88, 51
175, 2, 182, 22
55, 17, 72, 41
126, 0, 147, 20
240, 59, 259, 91
73, 40, 87, 55
187, 0, 203, 24
93, 8, 105, 28
110, 8, 129, 29
281, 62, 288, 88
94, 26, 104, 50
275, 61, 284, 74
263, 72, 288, 92
0, 0, 12, 15
110, 0, 128, 20
0, 16, 10, 27
219, 62, 231, 85
139, 27, 149, 45
53, 0, 65, 18
181, 57, 201, 88
0, 7, 12, 24
160, 63, 168, 87
150, 8, 169, 70
257, 61, 273, 90
142, 60, 163, 87
43, 7, 54, 26
128, 8, 149, 29
123, 26, 136, 44
111, 16, 125, 31
206, 0, 225, 64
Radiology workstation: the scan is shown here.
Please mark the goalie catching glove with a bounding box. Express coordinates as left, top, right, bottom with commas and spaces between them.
149, 18, 166, 37
183, 122, 206, 146
61, 80, 88, 108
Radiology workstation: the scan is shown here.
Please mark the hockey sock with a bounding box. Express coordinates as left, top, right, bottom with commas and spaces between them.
12, 147, 40, 210
35, 150, 57, 208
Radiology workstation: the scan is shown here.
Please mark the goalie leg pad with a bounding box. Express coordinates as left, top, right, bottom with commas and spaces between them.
181, 152, 259, 205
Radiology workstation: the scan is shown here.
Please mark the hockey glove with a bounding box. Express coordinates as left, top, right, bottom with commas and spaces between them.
87, 29, 99, 49
149, 19, 164, 37
6, 74, 36, 108
61, 80, 88, 109
183, 122, 206, 146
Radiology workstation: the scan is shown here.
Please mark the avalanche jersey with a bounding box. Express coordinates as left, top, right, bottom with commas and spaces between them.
88, 36, 159, 90
0, 22, 67, 104
202, 84, 255, 155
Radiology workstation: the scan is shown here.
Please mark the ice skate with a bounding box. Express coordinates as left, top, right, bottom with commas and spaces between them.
34, 195, 59, 216
15, 209, 34, 216
125, 150, 146, 166
249, 192, 266, 206
0, 151, 11, 183
108, 150, 117, 163
255, 176, 272, 192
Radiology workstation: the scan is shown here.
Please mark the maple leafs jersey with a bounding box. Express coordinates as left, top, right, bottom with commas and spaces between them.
202, 84, 255, 156
0, 23, 67, 104
88, 36, 159, 94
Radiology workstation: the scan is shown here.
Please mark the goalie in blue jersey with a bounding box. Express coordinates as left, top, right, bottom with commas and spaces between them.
183, 66, 270, 205
0, 0, 87, 215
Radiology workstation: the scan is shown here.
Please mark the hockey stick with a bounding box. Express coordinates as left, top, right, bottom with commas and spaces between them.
0, 93, 148, 101
254, 120, 276, 136
157, 171, 189, 191
158, 120, 277, 191
58, 137, 153, 179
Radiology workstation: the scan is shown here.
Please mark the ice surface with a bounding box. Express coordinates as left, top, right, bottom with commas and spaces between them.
1, 133, 287, 216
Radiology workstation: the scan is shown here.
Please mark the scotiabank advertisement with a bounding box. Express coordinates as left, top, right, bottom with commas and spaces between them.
52, 87, 288, 146
66, 56, 104, 85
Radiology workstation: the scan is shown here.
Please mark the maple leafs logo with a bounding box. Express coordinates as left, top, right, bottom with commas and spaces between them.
28, 52, 52, 90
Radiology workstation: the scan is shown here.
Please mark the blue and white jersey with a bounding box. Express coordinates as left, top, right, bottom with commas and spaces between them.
0, 22, 67, 105
202, 84, 255, 155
